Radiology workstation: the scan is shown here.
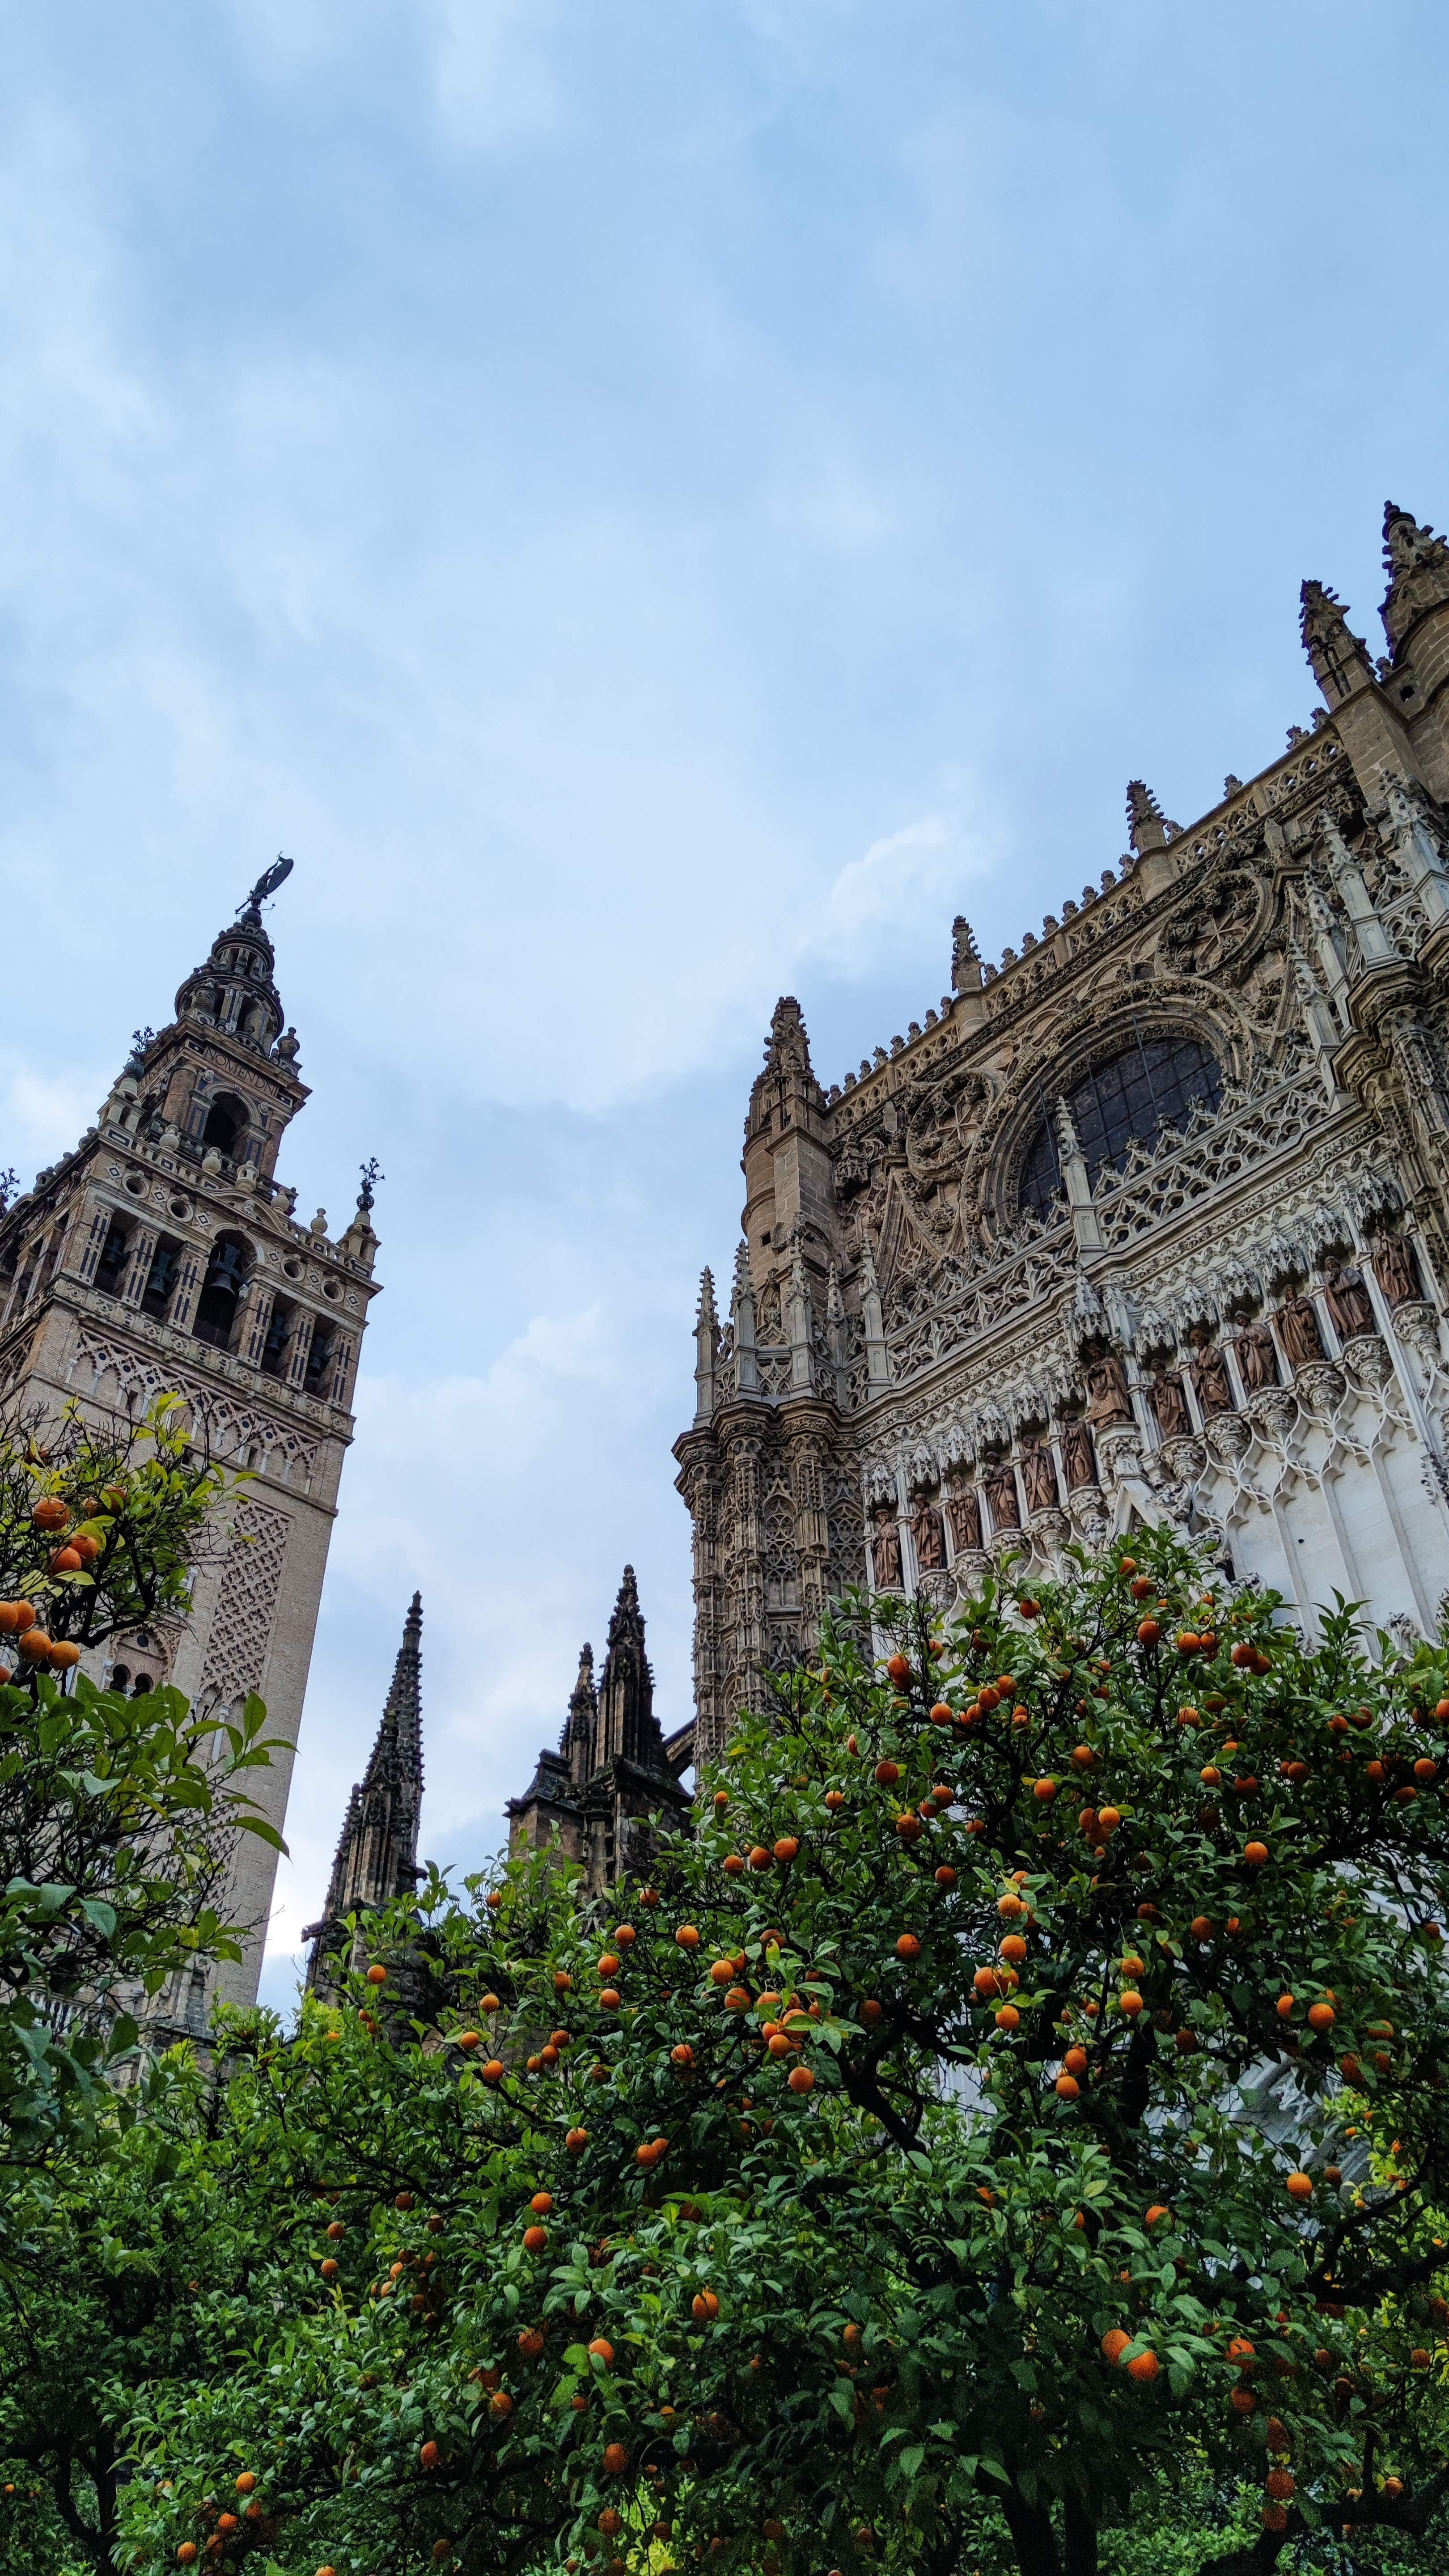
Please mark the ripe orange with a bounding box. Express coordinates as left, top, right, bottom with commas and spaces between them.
588, 2338, 615, 2367
420, 2441, 440, 2468
874, 1760, 900, 1787
320, 2258, 339, 2279
1000, 1933, 1028, 1965
1127, 2349, 1159, 2382
235, 2475, 256, 2496
1244, 1841, 1269, 1866
566, 2127, 588, 2153
489, 2389, 513, 2419
597, 1953, 621, 1975
773, 1838, 800, 1864
749, 1847, 771, 1871
482, 2058, 505, 2083
1265, 2470, 1295, 2502
530, 2191, 554, 2214
1119, 1992, 1144, 2018
522, 2225, 548, 2252
1275, 1995, 1295, 2021
457, 2030, 481, 2052
788, 2066, 815, 2093
599, 1991, 620, 2011
896, 1933, 922, 1960
1308, 2001, 1335, 2031
1101, 2329, 1131, 2365
17, 1629, 51, 1661
31, 1498, 68, 1531
1055, 2074, 1080, 2099
602, 2443, 631, 2474
365, 1965, 387, 1987
326, 2220, 346, 2241
723, 1856, 746, 1877
675, 1925, 700, 1949
994, 2005, 1020, 2032
177, 2550, 198, 2565
692, 2289, 720, 2320
886, 1654, 910, 1684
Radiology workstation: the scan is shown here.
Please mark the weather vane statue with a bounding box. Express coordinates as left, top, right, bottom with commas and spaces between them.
236, 854, 294, 924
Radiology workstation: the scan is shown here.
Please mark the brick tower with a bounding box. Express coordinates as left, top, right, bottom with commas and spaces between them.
0, 864, 381, 2016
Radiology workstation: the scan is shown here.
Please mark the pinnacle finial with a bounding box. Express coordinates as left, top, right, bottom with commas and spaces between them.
733, 1239, 752, 1298
1299, 579, 1373, 703
696, 1266, 717, 1327
1126, 781, 1168, 854
357, 1157, 384, 1214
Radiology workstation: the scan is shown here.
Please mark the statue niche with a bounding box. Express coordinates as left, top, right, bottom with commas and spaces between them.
1186, 1326, 1235, 1418
1274, 1290, 1326, 1373
869, 1507, 903, 1590
1059, 1419, 1097, 1490
984, 1462, 1021, 1531
1323, 1258, 1377, 1342
909, 1494, 946, 1573
945, 1480, 982, 1552
1373, 1233, 1423, 1309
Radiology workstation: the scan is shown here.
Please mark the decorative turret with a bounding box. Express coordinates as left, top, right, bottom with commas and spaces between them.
1125, 781, 1178, 854
304, 1594, 425, 1993
951, 916, 983, 992
596, 1566, 665, 1770
1299, 580, 1374, 707
1380, 503, 1449, 657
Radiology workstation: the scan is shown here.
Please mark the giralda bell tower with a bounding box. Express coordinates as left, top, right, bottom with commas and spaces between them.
0, 864, 382, 2018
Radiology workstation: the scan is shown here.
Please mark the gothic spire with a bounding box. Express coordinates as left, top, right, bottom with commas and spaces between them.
1299, 579, 1373, 705
595, 1566, 667, 1773
764, 996, 812, 1076
1379, 502, 1449, 655
561, 1642, 597, 1783
1125, 781, 1172, 854
304, 1594, 424, 1991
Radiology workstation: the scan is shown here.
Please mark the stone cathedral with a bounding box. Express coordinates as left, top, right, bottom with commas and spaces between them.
668, 500, 1449, 1777
0, 871, 381, 2018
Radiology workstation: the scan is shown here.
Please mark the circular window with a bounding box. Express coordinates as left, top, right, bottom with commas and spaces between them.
1019, 1033, 1223, 1220
283, 1256, 304, 1282
123, 1171, 147, 1198
323, 1277, 341, 1301
168, 1194, 191, 1221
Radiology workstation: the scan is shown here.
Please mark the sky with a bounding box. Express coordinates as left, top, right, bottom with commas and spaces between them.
0, 0, 1445, 2014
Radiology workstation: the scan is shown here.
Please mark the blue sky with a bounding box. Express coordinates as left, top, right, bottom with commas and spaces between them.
0, 0, 1445, 2010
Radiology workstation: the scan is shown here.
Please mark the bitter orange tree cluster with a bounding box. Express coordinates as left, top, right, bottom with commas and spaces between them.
105, 1532, 1449, 2576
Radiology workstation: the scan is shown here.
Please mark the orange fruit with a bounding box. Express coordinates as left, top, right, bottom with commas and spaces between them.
1102, 2329, 1131, 2365
420, 2441, 440, 2468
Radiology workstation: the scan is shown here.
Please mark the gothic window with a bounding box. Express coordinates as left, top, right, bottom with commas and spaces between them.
261, 1296, 294, 1380
1018, 1032, 1224, 1219
94, 1216, 131, 1297
140, 1235, 182, 1320
202, 1093, 248, 1158
193, 1231, 250, 1349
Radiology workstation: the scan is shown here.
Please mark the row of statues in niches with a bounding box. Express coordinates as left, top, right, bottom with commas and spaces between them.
865, 1240, 1429, 1588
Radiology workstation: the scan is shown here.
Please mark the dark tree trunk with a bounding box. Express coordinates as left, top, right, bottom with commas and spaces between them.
1062, 2491, 1099, 2576
996, 2483, 1063, 2576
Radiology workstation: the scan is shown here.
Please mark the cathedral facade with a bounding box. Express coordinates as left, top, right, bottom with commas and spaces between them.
673, 500, 1449, 1773
0, 875, 380, 2017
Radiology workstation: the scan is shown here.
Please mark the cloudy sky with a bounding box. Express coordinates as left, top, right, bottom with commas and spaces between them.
1, 0, 1445, 2010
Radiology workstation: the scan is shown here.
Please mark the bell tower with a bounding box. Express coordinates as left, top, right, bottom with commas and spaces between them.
0, 862, 382, 2014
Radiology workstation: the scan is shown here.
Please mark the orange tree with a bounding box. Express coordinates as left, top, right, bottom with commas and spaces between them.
118, 1529, 1449, 2576
0, 1392, 285, 2153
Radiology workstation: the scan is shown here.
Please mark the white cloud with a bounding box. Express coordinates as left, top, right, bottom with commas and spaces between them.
811, 798, 999, 977
421, 0, 562, 147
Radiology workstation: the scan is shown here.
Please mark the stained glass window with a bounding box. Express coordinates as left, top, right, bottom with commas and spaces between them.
1019, 1033, 1223, 1220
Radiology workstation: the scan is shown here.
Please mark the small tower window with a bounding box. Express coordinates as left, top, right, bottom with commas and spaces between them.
201, 1093, 248, 1159
95, 1217, 131, 1297
140, 1235, 182, 1321
193, 1231, 249, 1350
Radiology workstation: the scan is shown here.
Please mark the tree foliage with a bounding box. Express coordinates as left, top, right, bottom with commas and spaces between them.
0, 1393, 285, 2152
12, 1532, 1449, 2576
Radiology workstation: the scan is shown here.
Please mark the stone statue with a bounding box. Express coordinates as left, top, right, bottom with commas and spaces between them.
1059, 1419, 1097, 1489
1231, 1311, 1280, 1393
870, 1508, 902, 1590
1021, 1444, 1060, 1513
945, 1483, 981, 1551
1084, 1350, 1134, 1429
1373, 1233, 1423, 1309
910, 1496, 945, 1572
1323, 1259, 1377, 1341
1148, 1371, 1191, 1439
985, 1463, 1022, 1531
1186, 1328, 1235, 1417
1274, 1290, 1326, 1372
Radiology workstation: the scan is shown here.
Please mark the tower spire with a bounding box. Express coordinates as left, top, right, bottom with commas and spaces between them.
1298, 579, 1373, 705
304, 1595, 424, 1992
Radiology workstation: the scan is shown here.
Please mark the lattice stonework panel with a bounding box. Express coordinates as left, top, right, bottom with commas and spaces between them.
201, 1498, 291, 1702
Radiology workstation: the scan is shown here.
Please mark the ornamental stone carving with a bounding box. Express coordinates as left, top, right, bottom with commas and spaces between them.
870, 1507, 903, 1590
910, 1496, 946, 1573
672, 493, 1449, 1746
